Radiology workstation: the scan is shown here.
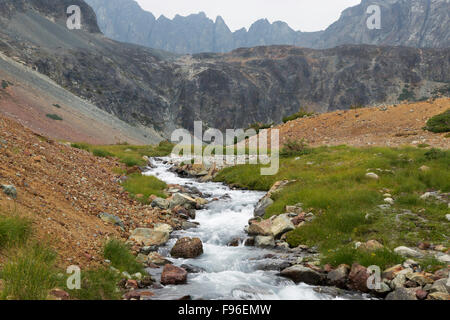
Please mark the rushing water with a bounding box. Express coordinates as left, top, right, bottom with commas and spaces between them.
143, 159, 358, 300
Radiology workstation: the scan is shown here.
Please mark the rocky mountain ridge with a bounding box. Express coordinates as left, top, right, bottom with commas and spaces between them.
86, 0, 450, 54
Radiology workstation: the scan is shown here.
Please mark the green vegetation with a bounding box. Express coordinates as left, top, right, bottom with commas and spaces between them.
282, 108, 314, 123
64, 268, 121, 300
70, 141, 174, 167
0, 243, 57, 300
1, 80, 9, 89
53, 104, 61, 109
0, 215, 32, 249
215, 145, 450, 268
46, 114, 63, 121
280, 138, 311, 157
103, 239, 144, 274
92, 149, 113, 158
122, 173, 167, 203
398, 88, 416, 102
424, 109, 450, 133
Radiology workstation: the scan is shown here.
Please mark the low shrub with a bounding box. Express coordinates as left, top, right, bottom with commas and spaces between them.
92, 149, 113, 158
0, 215, 32, 249
282, 108, 314, 123
64, 268, 121, 300
121, 173, 167, 202
103, 239, 144, 274
46, 114, 63, 121
424, 109, 450, 133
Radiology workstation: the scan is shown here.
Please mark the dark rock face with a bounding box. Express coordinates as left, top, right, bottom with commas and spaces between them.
86, 0, 450, 54
0, 0, 449, 138
348, 263, 370, 293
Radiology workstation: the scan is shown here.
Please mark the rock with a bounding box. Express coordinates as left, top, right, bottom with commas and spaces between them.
386, 288, 418, 300
365, 172, 379, 180
429, 278, 450, 294
153, 223, 173, 234
129, 228, 169, 246
125, 279, 139, 290
446, 214, 450, 222
348, 263, 370, 293
375, 282, 392, 294
160, 264, 187, 285
151, 197, 169, 209
326, 264, 350, 288
436, 254, 450, 264
228, 238, 241, 247
248, 219, 272, 236
402, 259, 419, 269
181, 221, 199, 230
285, 204, 303, 215
394, 246, 424, 258
391, 274, 407, 289
408, 273, 434, 286
270, 214, 295, 238
244, 237, 255, 247
170, 237, 203, 258
384, 198, 394, 205
147, 252, 170, 266
1, 185, 17, 199
416, 289, 428, 300
427, 292, 450, 300
254, 235, 275, 248
291, 213, 306, 226
180, 264, 205, 274
254, 197, 274, 217
123, 290, 155, 300
382, 265, 404, 280
280, 265, 325, 285
140, 246, 158, 255
169, 193, 197, 209
97, 212, 124, 229
419, 165, 430, 172
359, 240, 384, 251
48, 289, 70, 300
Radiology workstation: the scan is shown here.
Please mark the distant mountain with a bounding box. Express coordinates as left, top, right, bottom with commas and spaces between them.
86, 0, 449, 54
1, 0, 449, 138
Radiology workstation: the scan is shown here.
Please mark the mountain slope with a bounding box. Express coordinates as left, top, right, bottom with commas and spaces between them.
0, 0, 449, 138
86, 0, 450, 54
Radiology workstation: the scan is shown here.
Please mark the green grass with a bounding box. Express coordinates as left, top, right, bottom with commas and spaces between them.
214, 145, 450, 269
282, 108, 314, 123
424, 109, 450, 133
63, 268, 121, 300
0, 243, 57, 300
0, 215, 32, 249
70, 141, 174, 167
46, 114, 63, 121
103, 239, 144, 274
122, 174, 167, 203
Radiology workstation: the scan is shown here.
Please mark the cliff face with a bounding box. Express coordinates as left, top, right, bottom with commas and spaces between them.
0, 0, 449, 138
86, 0, 450, 54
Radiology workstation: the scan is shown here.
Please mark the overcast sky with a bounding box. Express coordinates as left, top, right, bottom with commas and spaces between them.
135, 0, 361, 32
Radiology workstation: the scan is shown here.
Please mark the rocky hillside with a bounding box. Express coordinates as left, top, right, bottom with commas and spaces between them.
87, 0, 450, 54
1, 0, 449, 138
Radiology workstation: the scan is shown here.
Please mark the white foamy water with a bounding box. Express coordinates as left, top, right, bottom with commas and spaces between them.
143, 159, 361, 300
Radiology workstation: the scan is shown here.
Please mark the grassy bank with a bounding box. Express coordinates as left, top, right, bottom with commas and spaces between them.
215, 145, 450, 268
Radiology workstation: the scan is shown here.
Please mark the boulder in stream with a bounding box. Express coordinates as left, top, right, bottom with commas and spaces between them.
170, 237, 204, 258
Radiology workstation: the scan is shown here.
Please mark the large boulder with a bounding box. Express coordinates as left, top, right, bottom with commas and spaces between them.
348, 263, 370, 293
147, 252, 171, 266
280, 265, 325, 285
153, 223, 173, 234
326, 264, 350, 288
169, 193, 197, 209
394, 246, 424, 258
151, 197, 169, 209
254, 197, 274, 218
254, 235, 275, 248
170, 237, 203, 258
270, 214, 295, 238
160, 264, 187, 285
129, 228, 169, 246
248, 219, 272, 236
386, 288, 418, 300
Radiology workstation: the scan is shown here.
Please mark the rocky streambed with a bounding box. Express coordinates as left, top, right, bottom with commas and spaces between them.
123, 158, 370, 300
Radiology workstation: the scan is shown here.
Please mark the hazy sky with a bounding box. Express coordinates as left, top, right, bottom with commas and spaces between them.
135, 0, 361, 32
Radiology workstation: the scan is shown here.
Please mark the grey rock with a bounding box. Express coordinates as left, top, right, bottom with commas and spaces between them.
280, 265, 325, 285
254, 236, 275, 248
386, 288, 418, 300
394, 246, 424, 258
254, 198, 274, 218
151, 197, 169, 210
97, 212, 124, 229
1, 185, 17, 199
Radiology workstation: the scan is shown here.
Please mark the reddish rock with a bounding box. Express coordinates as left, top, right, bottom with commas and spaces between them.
125, 279, 139, 290
124, 290, 155, 300
323, 264, 333, 273
416, 289, 428, 300
49, 289, 70, 300
291, 213, 306, 226
418, 242, 431, 250
161, 264, 188, 285
348, 263, 370, 293
170, 237, 203, 258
